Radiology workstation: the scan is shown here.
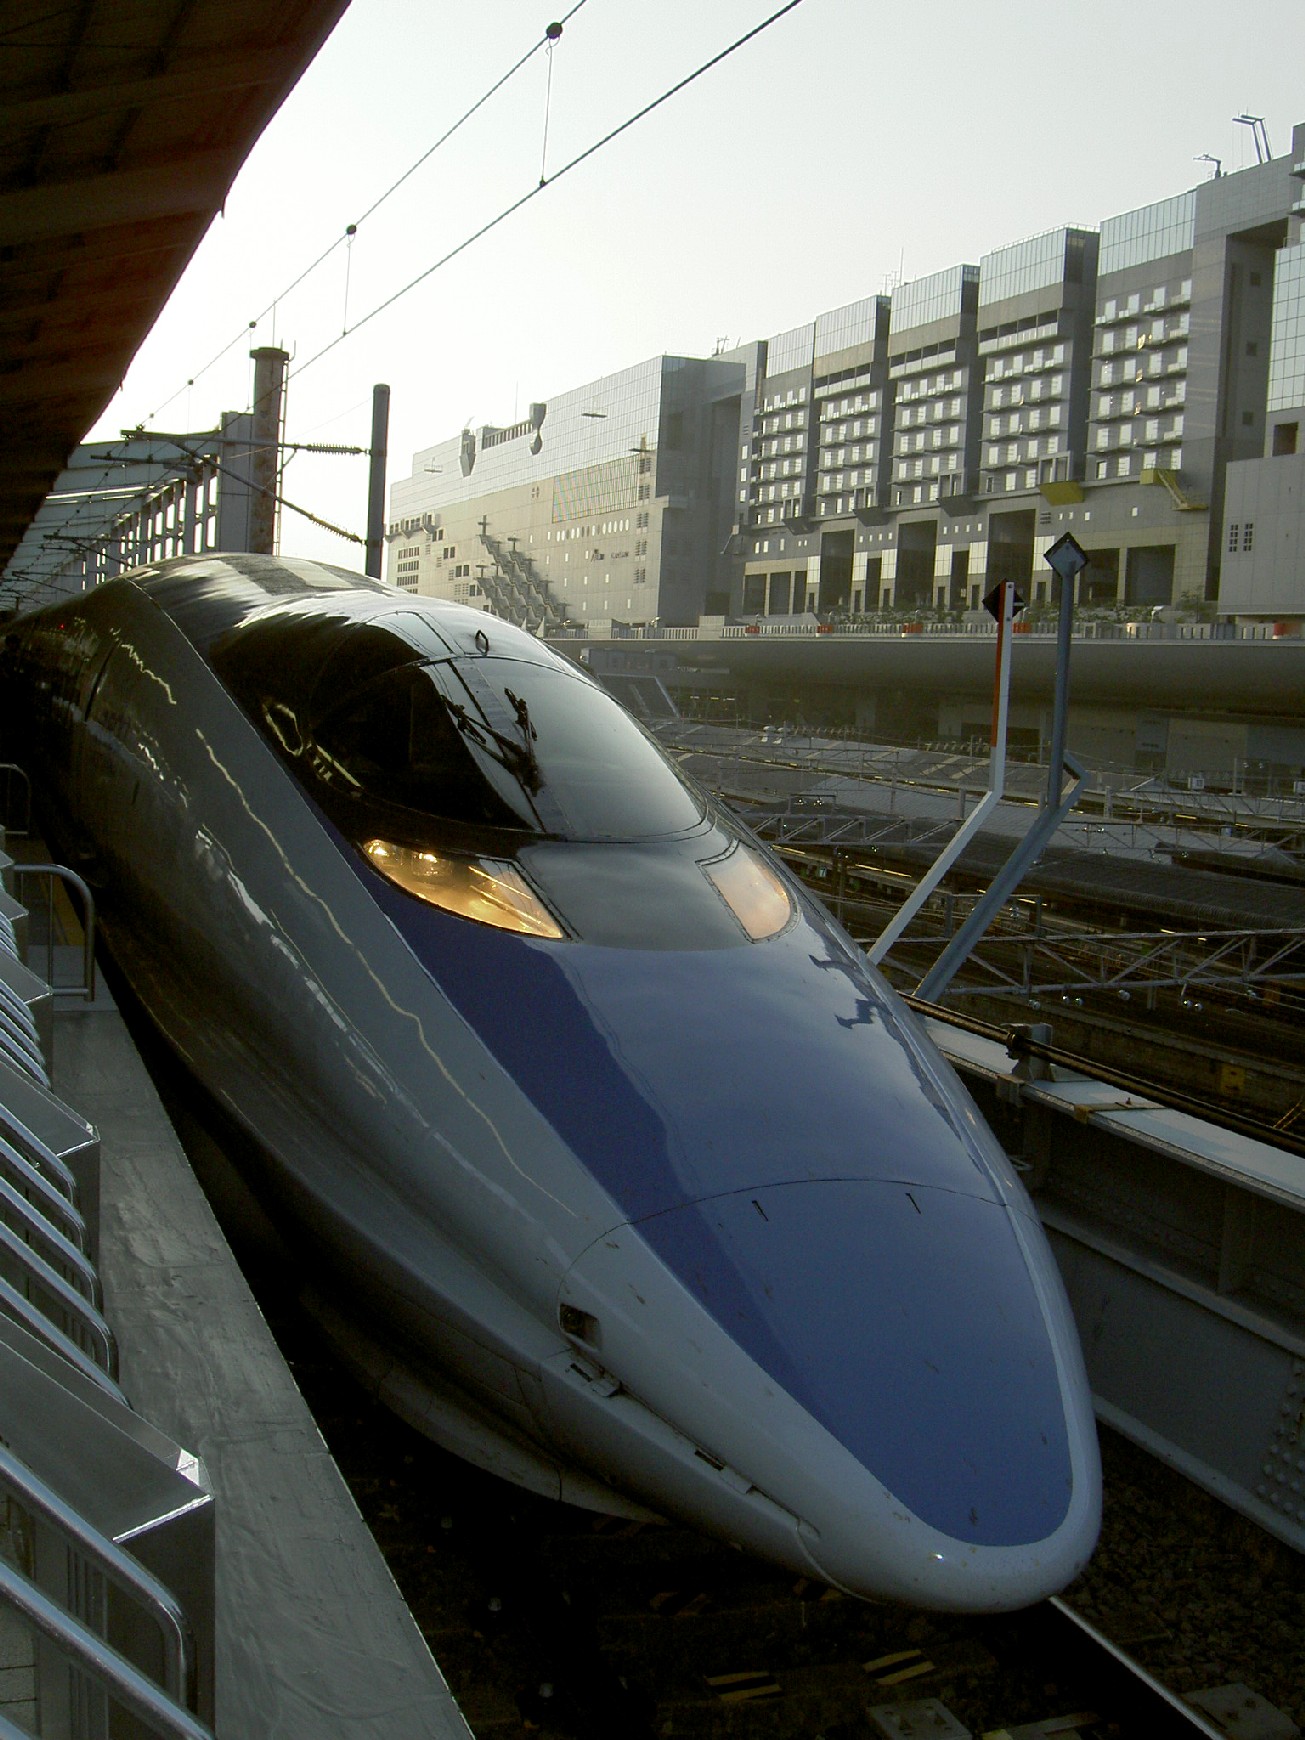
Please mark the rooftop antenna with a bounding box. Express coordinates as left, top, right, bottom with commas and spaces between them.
1233, 114, 1272, 163
1195, 152, 1222, 179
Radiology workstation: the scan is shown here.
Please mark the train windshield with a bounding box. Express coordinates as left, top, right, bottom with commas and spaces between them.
213, 607, 793, 944
310, 654, 703, 840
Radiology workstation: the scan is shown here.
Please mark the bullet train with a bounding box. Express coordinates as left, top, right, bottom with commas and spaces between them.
2, 555, 1100, 1610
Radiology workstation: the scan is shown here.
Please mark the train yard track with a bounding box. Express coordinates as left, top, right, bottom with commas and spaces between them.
774, 850, 1305, 1135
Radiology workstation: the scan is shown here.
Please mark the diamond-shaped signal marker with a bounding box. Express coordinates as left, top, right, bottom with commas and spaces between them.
983, 584, 1026, 622
1044, 532, 1088, 582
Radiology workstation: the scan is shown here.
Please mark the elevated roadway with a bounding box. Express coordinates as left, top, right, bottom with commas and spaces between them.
568, 623, 1305, 725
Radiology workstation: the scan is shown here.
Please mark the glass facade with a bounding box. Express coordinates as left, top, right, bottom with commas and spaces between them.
405, 357, 668, 511
1099, 190, 1196, 275
980, 229, 1073, 307
1268, 243, 1305, 413
893, 264, 978, 335
768, 321, 816, 377
814, 297, 880, 359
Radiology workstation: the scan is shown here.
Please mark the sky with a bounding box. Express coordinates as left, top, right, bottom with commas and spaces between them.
84, 0, 1305, 568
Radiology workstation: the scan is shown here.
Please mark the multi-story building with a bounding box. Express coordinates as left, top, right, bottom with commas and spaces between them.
738, 298, 894, 619
391, 120, 1305, 630
978, 228, 1097, 499
887, 264, 982, 513
386, 352, 752, 628
1217, 145, 1305, 618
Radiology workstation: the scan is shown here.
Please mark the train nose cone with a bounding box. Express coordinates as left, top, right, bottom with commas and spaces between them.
634, 1178, 1083, 1556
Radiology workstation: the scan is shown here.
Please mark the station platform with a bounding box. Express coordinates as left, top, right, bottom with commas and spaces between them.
48, 987, 472, 1738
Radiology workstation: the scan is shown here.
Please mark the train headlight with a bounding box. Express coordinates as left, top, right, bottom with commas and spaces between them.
362, 839, 564, 938
701, 843, 792, 941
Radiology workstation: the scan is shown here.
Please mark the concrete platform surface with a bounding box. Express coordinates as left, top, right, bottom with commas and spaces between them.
51, 1000, 473, 1740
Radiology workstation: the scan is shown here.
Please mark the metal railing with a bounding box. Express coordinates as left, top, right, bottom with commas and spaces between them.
0, 976, 49, 1086
936, 923, 1305, 1005
0, 1560, 211, 1740
658, 718, 1305, 853
0, 796, 214, 1733
552, 616, 1295, 644
10, 864, 96, 1001
0, 763, 31, 835
0, 1086, 121, 1395
0, 1442, 197, 1710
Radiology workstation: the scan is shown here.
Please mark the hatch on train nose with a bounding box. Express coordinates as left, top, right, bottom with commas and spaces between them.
570, 1179, 1079, 1550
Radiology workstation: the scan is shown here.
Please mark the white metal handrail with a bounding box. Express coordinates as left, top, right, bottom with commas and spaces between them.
0, 1171, 99, 1304
0, 1273, 125, 1401
0, 1104, 82, 1202
11, 864, 96, 1001
0, 1217, 117, 1375
0, 1559, 211, 1740
0, 1442, 197, 1710
0, 999, 48, 1086
0, 1131, 87, 1251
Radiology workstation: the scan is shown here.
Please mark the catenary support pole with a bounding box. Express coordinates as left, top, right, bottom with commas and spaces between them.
916, 535, 1089, 1003
248, 347, 289, 555
365, 384, 390, 579
1044, 559, 1076, 810
868, 582, 1018, 967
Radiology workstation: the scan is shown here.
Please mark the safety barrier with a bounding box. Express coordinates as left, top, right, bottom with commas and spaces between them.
0, 848, 215, 1736
8, 864, 96, 1001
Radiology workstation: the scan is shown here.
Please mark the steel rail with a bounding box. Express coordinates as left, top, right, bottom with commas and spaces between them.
910, 997, 1305, 1160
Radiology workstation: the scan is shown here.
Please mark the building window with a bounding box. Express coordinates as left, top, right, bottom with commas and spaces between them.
1227, 523, 1240, 554
1242, 523, 1254, 552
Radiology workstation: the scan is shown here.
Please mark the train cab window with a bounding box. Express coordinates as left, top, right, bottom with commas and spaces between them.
310, 656, 704, 842
216, 609, 704, 844
455, 659, 704, 841
311, 662, 524, 831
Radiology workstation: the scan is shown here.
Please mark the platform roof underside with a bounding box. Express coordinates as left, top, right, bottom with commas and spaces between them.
0, 0, 350, 582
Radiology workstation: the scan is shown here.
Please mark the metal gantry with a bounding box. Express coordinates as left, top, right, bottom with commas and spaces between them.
937, 922, 1305, 1005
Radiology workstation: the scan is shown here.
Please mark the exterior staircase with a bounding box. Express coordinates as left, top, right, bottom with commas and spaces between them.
477, 530, 570, 631
1141, 466, 1207, 511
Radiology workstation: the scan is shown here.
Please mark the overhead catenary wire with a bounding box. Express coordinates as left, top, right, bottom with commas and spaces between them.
136, 4, 589, 432
289, 0, 807, 383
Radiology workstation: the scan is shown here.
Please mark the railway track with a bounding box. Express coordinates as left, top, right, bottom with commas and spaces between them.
776, 854, 1305, 1133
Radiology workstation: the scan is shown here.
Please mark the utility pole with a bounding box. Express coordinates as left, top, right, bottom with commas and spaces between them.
248, 347, 288, 555
365, 383, 390, 579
